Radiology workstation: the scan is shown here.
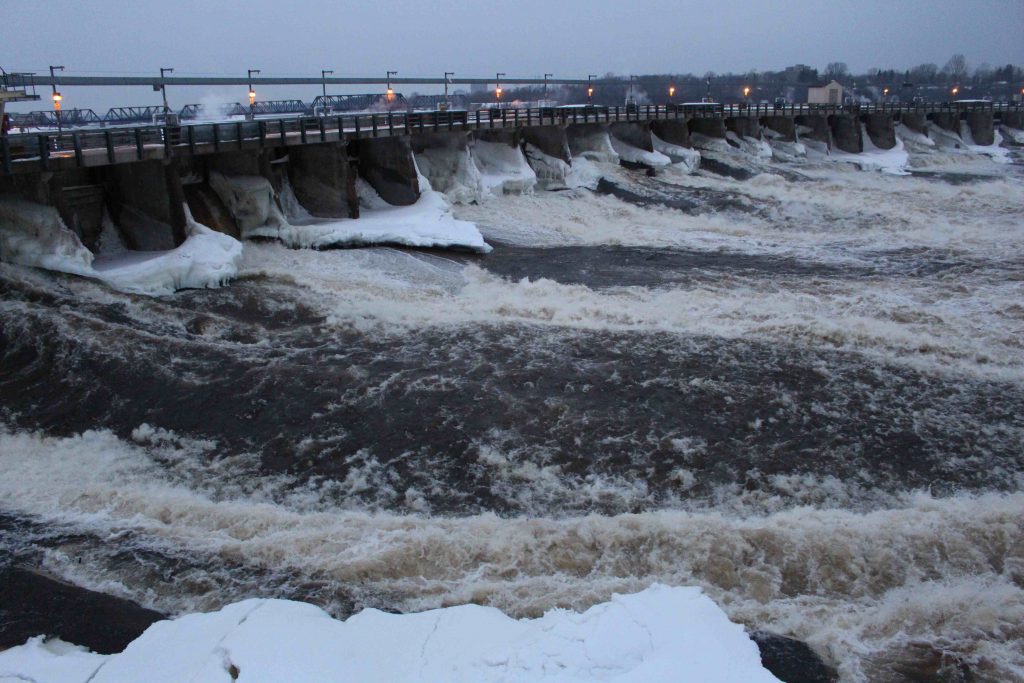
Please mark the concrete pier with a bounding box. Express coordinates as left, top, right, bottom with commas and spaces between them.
355, 136, 420, 206
795, 114, 830, 147
966, 111, 995, 146
288, 144, 359, 218
650, 120, 692, 148
520, 126, 571, 164
760, 116, 796, 142
688, 117, 727, 140
863, 113, 896, 150
609, 122, 654, 151
725, 117, 760, 140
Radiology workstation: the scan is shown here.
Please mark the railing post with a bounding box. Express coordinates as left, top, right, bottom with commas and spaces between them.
104, 131, 115, 164
1, 136, 11, 175
213, 123, 220, 152
135, 128, 144, 161
319, 117, 326, 142
38, 136, 49, 170
388, 113, 395, 136
278, 119, 286, 146
258, 120, 267, 147
72, 132, 83, 166
336, 116, 343, 140
236, 121, 244, 150
188, 125, 196, 154
372, 114, 378, 138
475, 109, 481, 130
354, 115, 360, 138
514, 108, 519, 127
300, 119, 307, 144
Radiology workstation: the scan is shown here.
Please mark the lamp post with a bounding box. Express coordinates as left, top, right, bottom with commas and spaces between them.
386, 71, 397, 103
49, 65, 65, 137
627, 75, 637, 106
321, 69, 333, 99
247, 69, 260, 119
444, 72, 454, 108
742, 85, 751, 109
668, 84, 676, 104
496, 72, 505, 103
882, 86, 889, 104
160, 67, 173, 112
951, 85, 959, 101
543, 73, 552, 99
587, 74, 596, 104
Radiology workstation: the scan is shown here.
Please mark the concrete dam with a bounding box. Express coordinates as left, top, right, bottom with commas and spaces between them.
0, 101, 1021, 293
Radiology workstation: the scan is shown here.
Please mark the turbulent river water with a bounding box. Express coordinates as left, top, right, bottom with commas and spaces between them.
2, 141, 1023, 681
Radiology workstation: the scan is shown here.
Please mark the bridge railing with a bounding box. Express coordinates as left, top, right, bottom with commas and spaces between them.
2, 102, 1022, 175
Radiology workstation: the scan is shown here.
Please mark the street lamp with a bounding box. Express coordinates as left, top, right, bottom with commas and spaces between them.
386, 71, 397, 102
496, 72, 505, 103
951, 85, 959, 100
321, 69, 333, 99
668, 85, 676, 103
247, 69, 260, 118
160, 67, 173, 112
743, 85, 751, 100
587, 74, 596, 103
628, 75, 637, 105
543, 73, 552, 98
49, 65, 65, 137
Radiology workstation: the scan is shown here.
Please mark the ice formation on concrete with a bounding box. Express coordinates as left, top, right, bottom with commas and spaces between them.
0, 585, 780, 683
651, 133, 701, 173
609, 135, 672, 167
0, 198, 242, 296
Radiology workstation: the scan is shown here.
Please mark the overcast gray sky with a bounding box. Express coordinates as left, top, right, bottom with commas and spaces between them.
4, 0, 1022, 110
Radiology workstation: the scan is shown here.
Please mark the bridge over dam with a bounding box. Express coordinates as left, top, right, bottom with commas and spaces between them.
1, 98, 1021, 258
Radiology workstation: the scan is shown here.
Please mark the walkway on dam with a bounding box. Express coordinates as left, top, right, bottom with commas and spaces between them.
2, 101, 1022, 176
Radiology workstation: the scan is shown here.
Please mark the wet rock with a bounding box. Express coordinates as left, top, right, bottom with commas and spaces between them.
698, 156, 756, 180
750, 630, 838, 683
0, 566, 164, 654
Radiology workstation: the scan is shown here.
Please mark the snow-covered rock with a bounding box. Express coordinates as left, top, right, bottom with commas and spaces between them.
0, 585, 780, 683
610, 136, 671, 167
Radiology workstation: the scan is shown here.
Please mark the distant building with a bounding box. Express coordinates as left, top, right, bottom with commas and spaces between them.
807, 80, 844, 105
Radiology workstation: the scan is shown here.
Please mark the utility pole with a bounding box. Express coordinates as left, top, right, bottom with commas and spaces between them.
160, 67, 173, 112
321, 69, 333, 99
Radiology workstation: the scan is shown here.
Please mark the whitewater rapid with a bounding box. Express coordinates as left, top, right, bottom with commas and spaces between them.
1, 128, 1022, 681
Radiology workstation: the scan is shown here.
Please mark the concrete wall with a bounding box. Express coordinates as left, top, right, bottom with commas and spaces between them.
688, 117, 727, 140
900, 112, 929, 136
183, 182, 239, 239
287, 143, 358, 218
928, 112, 960, 134
650, 119, 692, 148
760, 116, 796, 142
795, 114, 831, 147
828, 114, 862, 154
966, 111, 995, 146
725, 117, 760, 140
1002, 111, 1024, 130
520, 126, 571, 164
355, 136, 421, 206
609, 122, 653, 151
863, 113, 896, 150
105, 160, 185, 248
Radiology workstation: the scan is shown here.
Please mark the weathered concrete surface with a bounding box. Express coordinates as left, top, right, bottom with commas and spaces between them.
287, 143, 358, 218
1002, 111, 1024, 130
106, 160, 184, 248
966, 110, 995, 146
520, 125, 571, 164
58, 183, 106, 250
474, 128, 520, 146
900, 112, 929, 136
760, 116, 796, 142
688, 117, 727, 140
795, 114, 830, 147
863, 113, 896, 150
566, 124, 615, 159
183, 182, 240, 238
828, 114, 863, 154
650, 119, 692, 147
355, 136, 421, 206
609, 122, 653, 151
928, 112, 960, 134
725, 116, 760, 140
205, 150, 263, 178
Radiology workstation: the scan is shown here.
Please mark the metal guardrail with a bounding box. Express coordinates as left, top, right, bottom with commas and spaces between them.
2, 102, 1021, 175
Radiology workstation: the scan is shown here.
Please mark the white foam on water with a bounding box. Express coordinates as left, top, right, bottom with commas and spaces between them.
0, 425, 1021, 681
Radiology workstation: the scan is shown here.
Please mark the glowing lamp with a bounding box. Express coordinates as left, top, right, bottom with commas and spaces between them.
951, 87, 959, 98
668, 86, 675, 97
496, 87, 503, 99
587, 87, 594, 97
248, 90, 256, 106
743, 86, 751, 98
386, 87, 394, 102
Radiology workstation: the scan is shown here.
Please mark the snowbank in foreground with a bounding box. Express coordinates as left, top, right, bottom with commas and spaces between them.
0, 198, 242, 296
0, 585, 780, 683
